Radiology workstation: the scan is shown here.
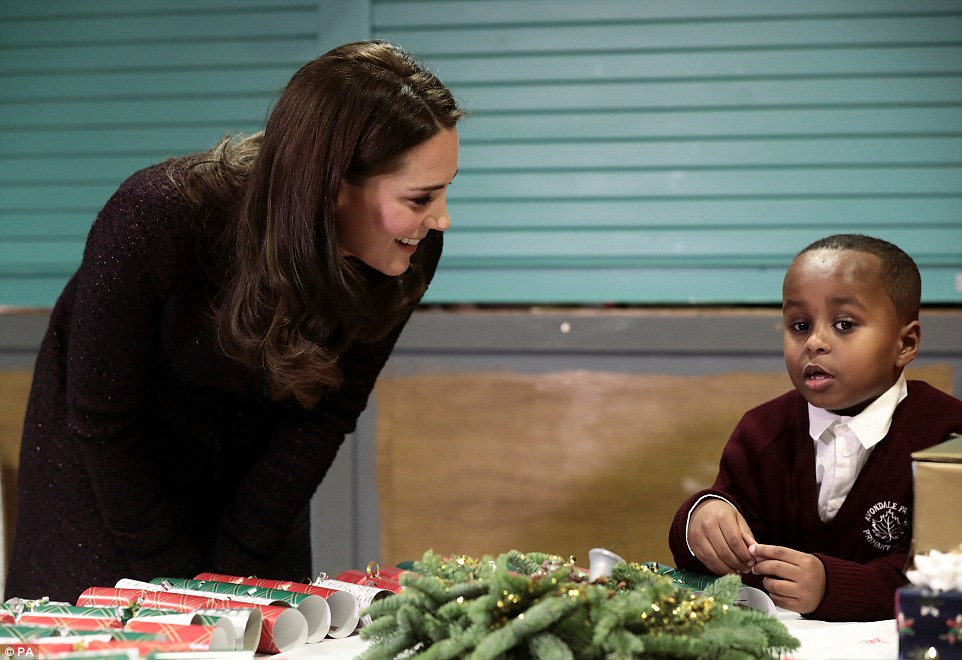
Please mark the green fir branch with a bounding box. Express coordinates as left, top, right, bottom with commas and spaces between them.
360, 549, 801, 659
469, 595, 582, 659
527, 631, 575, 659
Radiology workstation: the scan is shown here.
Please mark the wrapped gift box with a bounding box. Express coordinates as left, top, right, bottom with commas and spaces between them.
896, 586, 962, 659
911, 434, 962, 555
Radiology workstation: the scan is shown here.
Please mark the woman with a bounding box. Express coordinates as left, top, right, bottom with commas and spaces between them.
5, 41, 464, 602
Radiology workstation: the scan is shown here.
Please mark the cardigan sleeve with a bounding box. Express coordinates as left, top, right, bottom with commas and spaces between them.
809, 552, 909, 621
67, 168, 200, 576
668, 410, 773, 575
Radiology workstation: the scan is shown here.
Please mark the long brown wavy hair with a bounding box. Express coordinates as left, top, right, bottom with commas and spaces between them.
172, 41, 465, 408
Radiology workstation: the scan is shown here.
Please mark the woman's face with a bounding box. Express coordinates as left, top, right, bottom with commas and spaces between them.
335, 127, 459, 276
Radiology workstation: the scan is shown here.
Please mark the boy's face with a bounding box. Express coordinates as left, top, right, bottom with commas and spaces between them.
782, 248, 920, 416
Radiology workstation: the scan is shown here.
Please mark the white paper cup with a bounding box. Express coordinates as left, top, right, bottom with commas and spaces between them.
734, 586, 777, 616
588, 547, 626, 582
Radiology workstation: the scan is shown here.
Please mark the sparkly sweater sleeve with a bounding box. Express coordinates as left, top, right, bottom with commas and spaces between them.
66, 168, 199, 575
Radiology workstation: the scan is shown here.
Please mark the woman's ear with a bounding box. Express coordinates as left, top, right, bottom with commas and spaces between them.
895, 320, 921, 368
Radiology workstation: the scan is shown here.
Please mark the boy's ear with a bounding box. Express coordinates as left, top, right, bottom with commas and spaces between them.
895, 320, 921, 368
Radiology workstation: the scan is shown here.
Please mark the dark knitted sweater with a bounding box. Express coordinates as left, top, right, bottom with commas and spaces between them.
668, 381, 962, 622
5, 164, 442, 602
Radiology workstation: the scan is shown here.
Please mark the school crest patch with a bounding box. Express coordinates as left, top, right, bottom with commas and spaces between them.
862, 500, 908, 551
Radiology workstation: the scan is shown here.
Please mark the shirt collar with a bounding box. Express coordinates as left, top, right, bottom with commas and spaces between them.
808, 374, 908, 449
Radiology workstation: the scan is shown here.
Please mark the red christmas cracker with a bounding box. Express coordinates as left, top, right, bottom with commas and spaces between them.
139, 591, 228, 613
29, 604, 125, 621
76, 587, 150, 607
336, 569, 403, 594
26, 642, 69, 655
16, 614, 121, 630
194, 572, 339, 599
375, 566, 410, 580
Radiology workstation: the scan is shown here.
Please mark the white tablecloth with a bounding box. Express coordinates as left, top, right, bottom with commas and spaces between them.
777, 611, 897, 659
276, 610, 899, 659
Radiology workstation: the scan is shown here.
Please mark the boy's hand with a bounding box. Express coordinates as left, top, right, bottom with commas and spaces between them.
687, 499, 757, 575
749, 543, 826, 614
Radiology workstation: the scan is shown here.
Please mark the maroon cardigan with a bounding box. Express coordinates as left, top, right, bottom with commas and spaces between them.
669, 381, 962, 621
6, 164, 442, 602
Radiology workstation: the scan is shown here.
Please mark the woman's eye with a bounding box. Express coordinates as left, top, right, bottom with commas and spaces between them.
412, 195, 432, 207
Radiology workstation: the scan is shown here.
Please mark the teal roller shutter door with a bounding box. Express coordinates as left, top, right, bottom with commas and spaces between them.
2, 1, 960, 306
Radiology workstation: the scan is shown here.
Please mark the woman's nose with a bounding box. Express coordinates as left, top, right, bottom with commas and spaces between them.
425, 200, 451, 232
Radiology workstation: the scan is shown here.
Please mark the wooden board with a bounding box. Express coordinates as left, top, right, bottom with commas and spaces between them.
375, 364, 953, 567
0, 370, 31, 577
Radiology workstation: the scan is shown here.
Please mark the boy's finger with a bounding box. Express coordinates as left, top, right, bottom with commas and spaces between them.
748, 543, 784, 559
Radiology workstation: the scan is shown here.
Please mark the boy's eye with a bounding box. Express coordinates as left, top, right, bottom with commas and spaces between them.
833, 320, 856, 331
790, 321, 810, 332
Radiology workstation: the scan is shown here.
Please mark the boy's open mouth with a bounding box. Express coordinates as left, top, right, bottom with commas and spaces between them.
804, 365, 834, 388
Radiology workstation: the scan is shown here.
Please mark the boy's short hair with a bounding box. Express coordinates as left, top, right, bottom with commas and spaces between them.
797, 234, 921, 324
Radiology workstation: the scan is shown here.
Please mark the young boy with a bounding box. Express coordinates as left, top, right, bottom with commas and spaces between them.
668, 234, 962, 622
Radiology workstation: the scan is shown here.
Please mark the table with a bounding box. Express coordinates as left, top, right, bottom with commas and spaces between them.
276, 610, 900, 659
777, 611, 897, 659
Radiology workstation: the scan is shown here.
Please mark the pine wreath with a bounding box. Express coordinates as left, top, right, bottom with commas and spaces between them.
359, 550, 800, 659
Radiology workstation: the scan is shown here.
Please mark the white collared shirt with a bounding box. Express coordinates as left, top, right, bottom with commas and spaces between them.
809, 374, 907, 522
685, 374, 908, 553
